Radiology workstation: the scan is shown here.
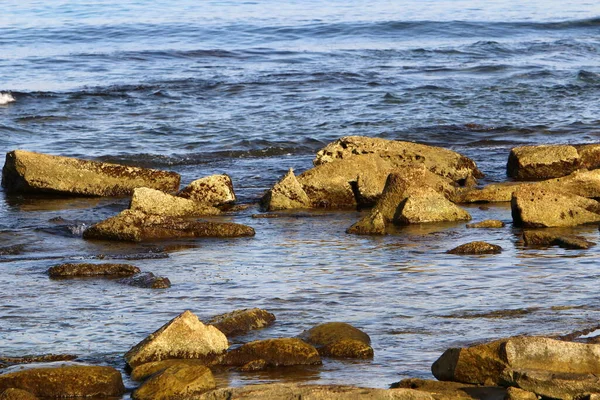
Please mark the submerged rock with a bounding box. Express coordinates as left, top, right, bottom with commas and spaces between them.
1, 150, 180, 196
0, 365, 124, 398
82, 209, 255, 242
260, 168, 311, 211
432, 336, 600, 386
466, 220, 505, 229
507, 143, 600, 180
511, 187, 600, 228
523, 230, 595, 249
47, 263, 140, 278
219, 338, 321, 368
125, 310, 228, 368
197, 383, 435, 400
299, 322, 373, 359
130, 187, 220, 217
447, 241, 502, 255
132, 364, 215, 400
119, 272, 171, 289
207, 308, 276, 338
314, 136, 483, 184
177, 174, 236, 206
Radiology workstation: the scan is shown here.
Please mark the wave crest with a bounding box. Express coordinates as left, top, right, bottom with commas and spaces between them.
0, 92, 16, 105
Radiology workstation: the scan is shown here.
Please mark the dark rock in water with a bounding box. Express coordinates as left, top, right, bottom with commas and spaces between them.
392, 378, 507, 400
47, 263, 140, 278
298, 322, 373, 359
208, 308, 276, 338
466, 220, 505, 229
177, 174, 236, 207
119, 272, 171, 289
523, 230, 595, 249
125, 310, 228, 368
511, 187, 600, 227
132, 364, 215, 400
0, 354, 77, 366
0, 388, 38, 400
0, 244, 25, 255
1, 150, 180, 196
196, 383, 434, 400
219, 338, 321, 368
82, 209, 255, 242
555, 324, 600, 343
447, 241, 502, 255
0, 365, 125, 398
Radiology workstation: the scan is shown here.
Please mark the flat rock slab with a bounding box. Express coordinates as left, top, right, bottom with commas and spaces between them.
125, 310, 228, 368
447, 241, 502, 255
219, 338, 321, 368
0, 354, 77, 366
466, 220, 505, 229
130, 187, 220, 217
119, 272, 171, 289
2, 150, 180, 196
83, 209, 255, 242
197, 383, 435, 400
208, 308, 276, 338
314, 136, 483, 184
48, 263, 140, 277
393, 378, 507, 400
0, 365, 124, 398
132, 364, 215, 400
511, 188, 600, 228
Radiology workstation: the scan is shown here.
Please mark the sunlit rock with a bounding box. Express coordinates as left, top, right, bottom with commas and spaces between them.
130, 187, 220, 217
299, 322, 373, 359
219, 338, 321, 368
132, 364, 215, 400
447, 241, 502, 255
47, 263, 140, 278
260, 168, 311, 211
177, 174, 236, 206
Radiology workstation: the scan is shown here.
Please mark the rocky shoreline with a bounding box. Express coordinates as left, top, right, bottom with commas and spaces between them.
2, 138, 600, 399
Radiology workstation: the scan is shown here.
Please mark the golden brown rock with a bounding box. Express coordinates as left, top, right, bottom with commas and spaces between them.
208, 308, 276, 338
125, 310, 229, 368
130, 187, 220, 217
298, 322, 373, 359
393, 378, 507, 400
130, 359, 210, 382
177, 174, 236, 206
0, 388, 38, 400
132, 364, 215, 400
83, 209, 255, 242
219, 338, 321, 367
447, 241, 502, 255
466, 220, 505, 229
47, 263, 140, 277
260, 168, 311, 211
0, 365, 124, 397
523, 230, 595, 249
1, 150, 180, 196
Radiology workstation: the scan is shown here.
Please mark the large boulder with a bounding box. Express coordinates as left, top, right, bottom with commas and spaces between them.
507, 144, 600, 180
314, 136, 483, 184
432, 336, 600, 386
177, 174, 236, 206
132, 364, 215, 400
511, 188, 600, 228
197, 383, 435, 400
461, 169, 600, 203
0, 365, 124, 397
298, 322, 373, 358
207, 308, 276, 338
124, 310, 228, 368
82, 209, 255, 242
1, 150, 180, 196
260, 169, 311, 211
130, 187, 220, 217
47, 263, 140, 278
219, 338, 321, 368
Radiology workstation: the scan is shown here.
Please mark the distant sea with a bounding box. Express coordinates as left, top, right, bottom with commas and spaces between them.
1, 0, 600, 395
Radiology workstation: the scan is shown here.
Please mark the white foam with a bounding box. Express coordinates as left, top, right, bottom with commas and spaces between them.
0, 92, 16, 105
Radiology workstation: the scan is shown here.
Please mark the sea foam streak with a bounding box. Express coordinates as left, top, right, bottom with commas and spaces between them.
0, 92, 16, 105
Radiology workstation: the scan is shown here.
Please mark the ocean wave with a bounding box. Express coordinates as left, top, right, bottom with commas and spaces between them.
0, 92, 16, 105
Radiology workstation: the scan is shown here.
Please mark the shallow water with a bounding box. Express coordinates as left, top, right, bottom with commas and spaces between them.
2, 0, 600, 395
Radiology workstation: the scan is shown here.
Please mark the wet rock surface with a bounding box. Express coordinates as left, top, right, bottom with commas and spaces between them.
130, 187, 221, 217
47, 263, 140, 277
393, 378, 507, 400
119, 272, 171, 289
523, 230, 596, 249
0, 365, 125, 398
177, 174, 236, 206
0, 354, 77, 366
1, 150, 180, 196
219, 338, 321, 367
465, 220, 505, 229
132, 364, 215, 400
130, 359, 211, 382
207, 308, 276, 338
82, 209, 255, 242
447, 241, 502, 255
299, 322, 373, 358
125, 310, 229, 368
